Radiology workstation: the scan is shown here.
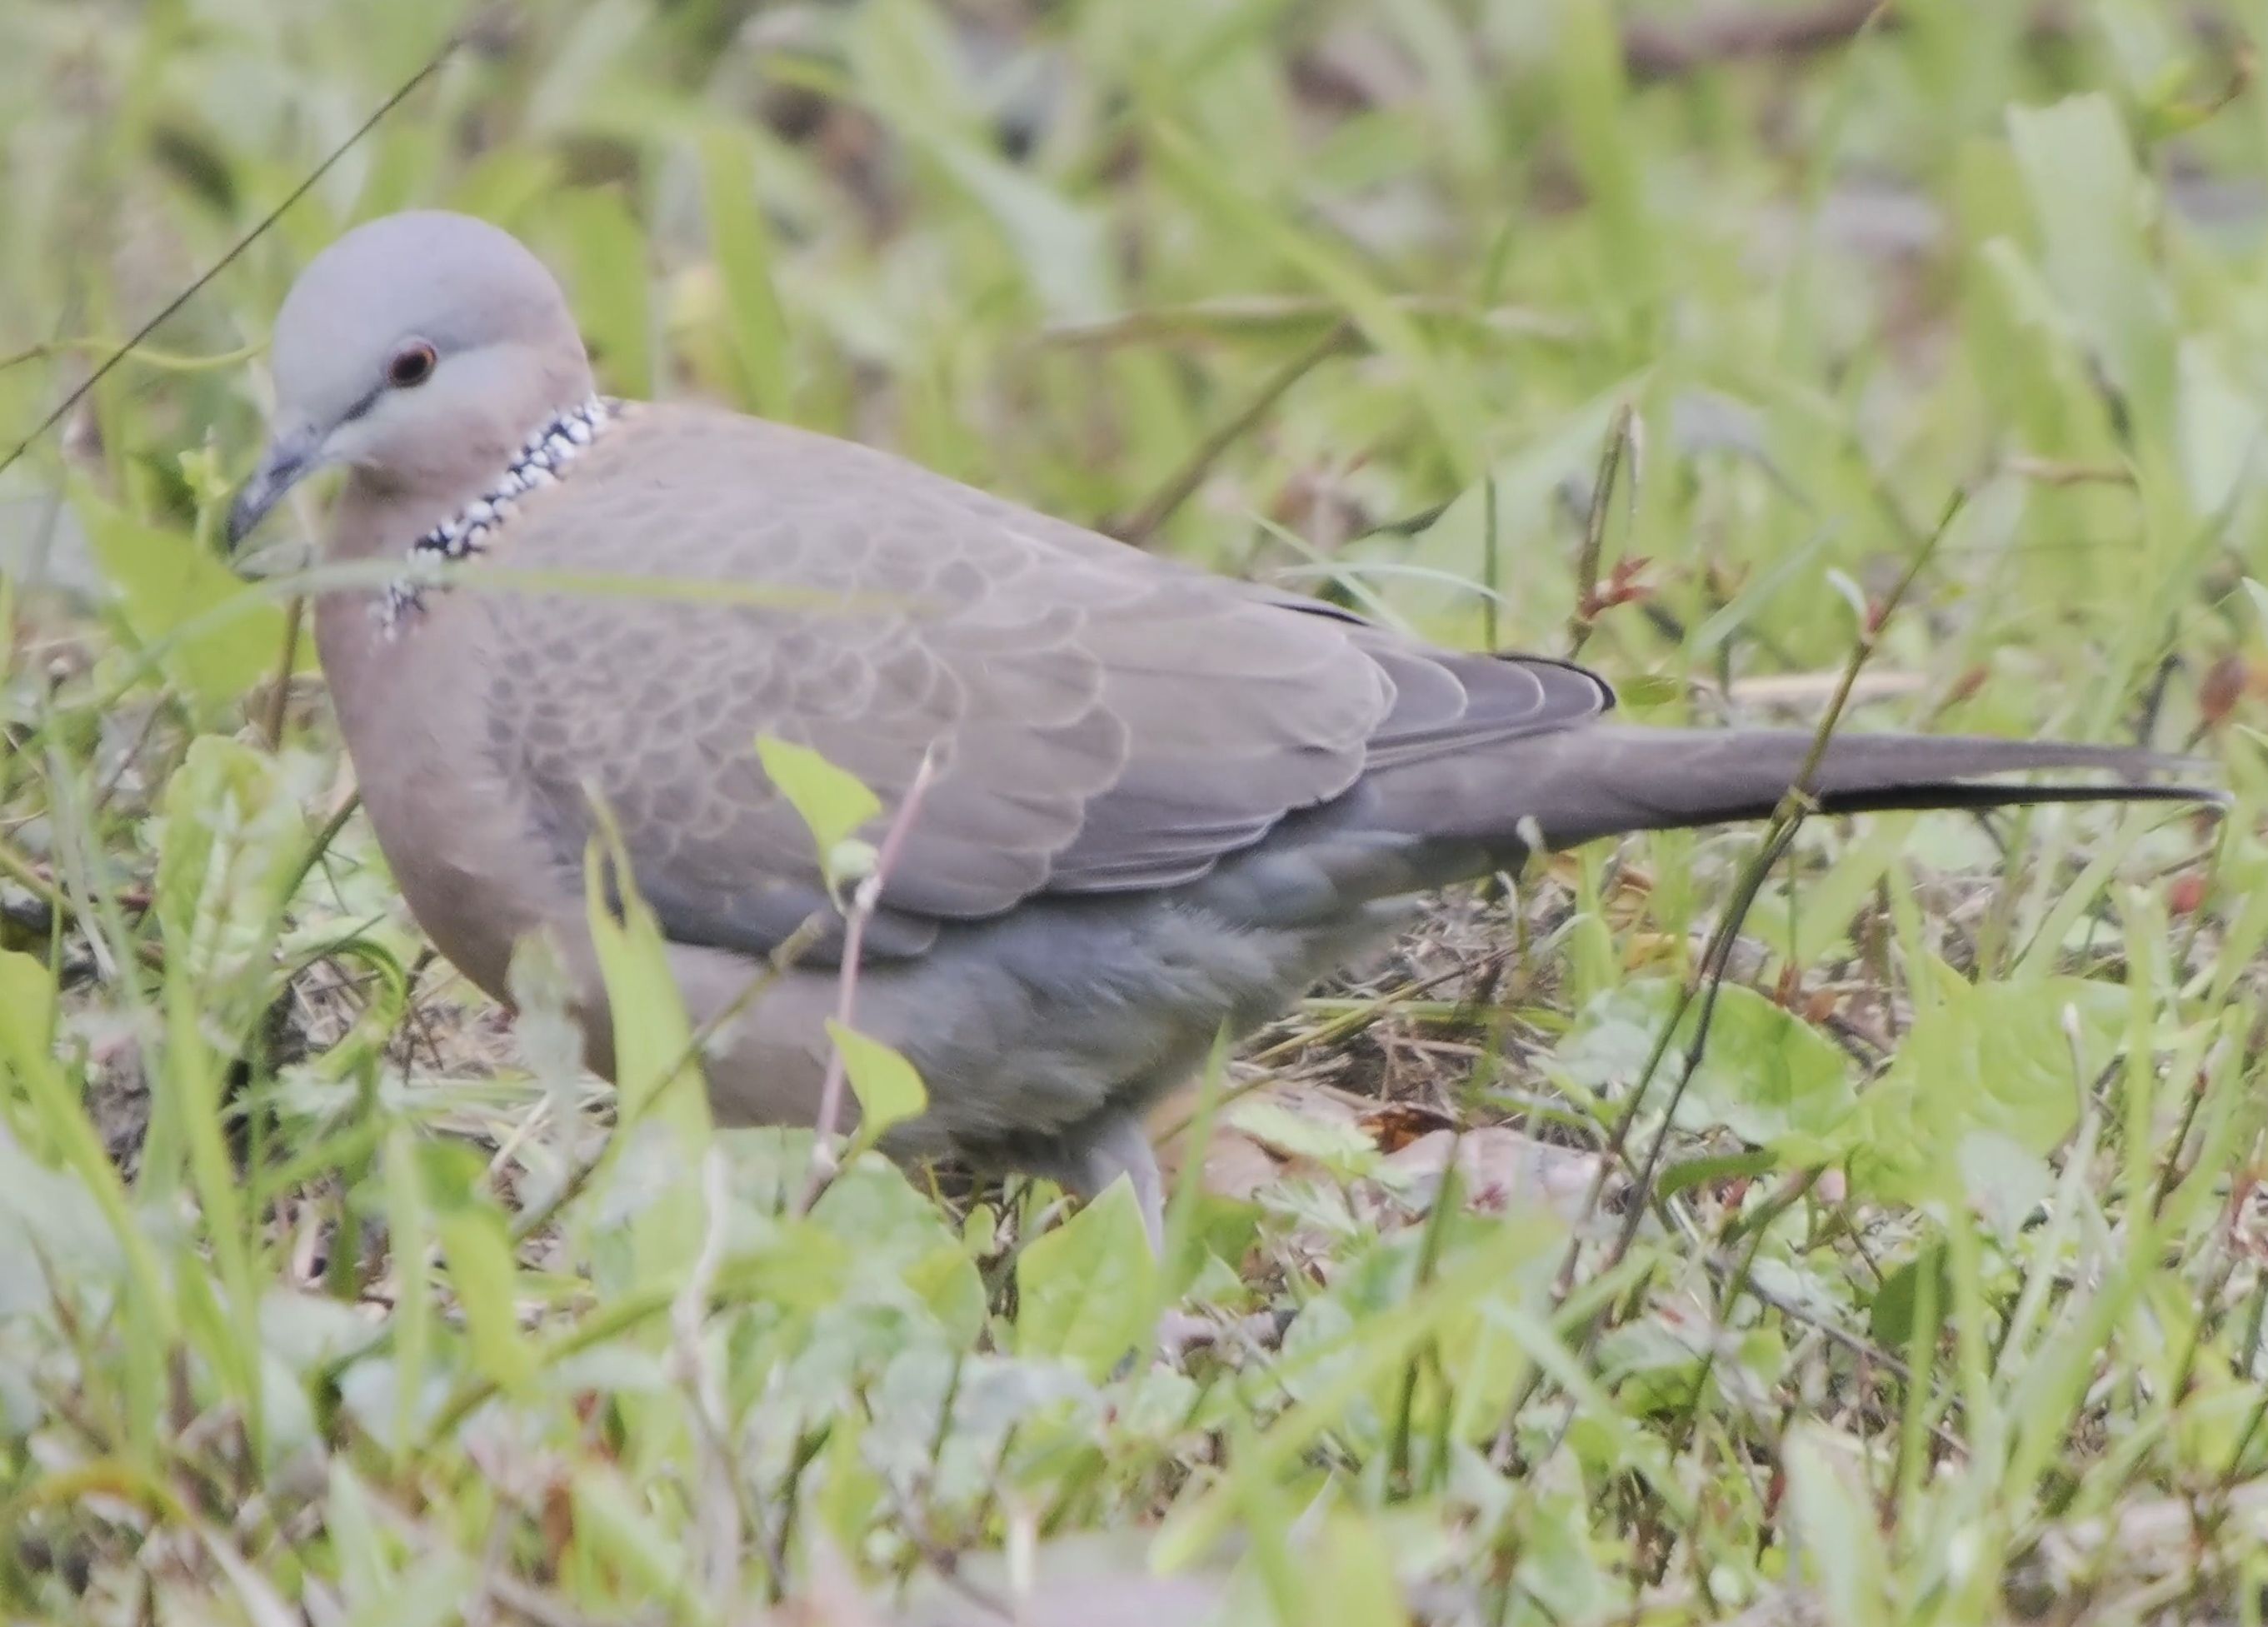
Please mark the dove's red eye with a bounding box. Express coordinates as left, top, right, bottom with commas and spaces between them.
387, 341, 437, 388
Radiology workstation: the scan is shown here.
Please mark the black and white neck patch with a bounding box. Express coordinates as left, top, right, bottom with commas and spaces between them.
377, 396, 617, 636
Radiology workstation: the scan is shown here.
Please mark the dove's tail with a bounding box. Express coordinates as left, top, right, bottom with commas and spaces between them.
1475, 726, 2219, 851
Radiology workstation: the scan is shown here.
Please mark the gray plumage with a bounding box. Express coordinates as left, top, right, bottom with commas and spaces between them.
230, 212, 2214, 1241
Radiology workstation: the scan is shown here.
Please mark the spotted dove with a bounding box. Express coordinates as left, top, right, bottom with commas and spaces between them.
229, 211, 2212, 1241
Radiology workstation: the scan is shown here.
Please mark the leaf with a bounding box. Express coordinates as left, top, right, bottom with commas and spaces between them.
924, 134, 1117, 325
155, 736, 307, 1025
1147, 120, 1480, 482
1783, 1424, 1894, 1627
2245, 576, 2268, 636
0, 943, 57, 1070
697, 126, 792, 415
1347, 383, 1636, 646
2007, 94, 2176, 442
824, 1021, 927, 1146
583, 818, 711, 1287
340, 1550, 475, 1627
2176, 337, 2263, 517
1226, 1095, 1379, 1175
323, 1463, 390, 1615
755, 734, 882, 893
1844, 972, 2130, 1203
1300, 1513, 1406, 1627
411, 1138, 539, 1408
1016, 1180, 1158, 1382
1553, 978, 1856, 1150
1155, 1219, 1573, 1573
0, 1119, 122, 1316
584, 833, 709, 1138
550, 186, 652, 397
433, 1200, 537, 1395
571, 1467, 701, 1620
1957, 1129, 2056, 1245
1555, 0, 1656, 317
1868, 1245, 1948, 1351
0, 950, 176, 1440
1514, 1491, 1612, 1624
73, 487, 291, 710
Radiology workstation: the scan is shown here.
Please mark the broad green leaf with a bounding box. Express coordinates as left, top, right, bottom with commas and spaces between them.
1956, 1129, 2055, 1245
1844, 972, 2130, 1203
824, 1020, 927, 1145
1784, 1424, 1894, 1627
1554, 978, 1855, 1149
1300, 1512, 1406, 1627
771, 1149, 981, 1337
1016, 1180, 1158, 1381
74, 487, 292, 709
1282, 1211, 1559, 1441
816, 1413, 885, 1555
755, 733, 883, 890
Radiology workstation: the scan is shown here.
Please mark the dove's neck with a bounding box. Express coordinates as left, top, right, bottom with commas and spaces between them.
367, 396, 617, 636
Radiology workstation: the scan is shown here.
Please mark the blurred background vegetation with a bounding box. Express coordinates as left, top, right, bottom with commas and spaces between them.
7, 1, 2268, 1623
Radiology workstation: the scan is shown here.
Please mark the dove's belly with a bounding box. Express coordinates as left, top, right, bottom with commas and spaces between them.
675, 886, 1416, 1166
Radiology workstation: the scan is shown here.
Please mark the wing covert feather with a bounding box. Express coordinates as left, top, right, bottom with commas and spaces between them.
477, 407, 1609, 957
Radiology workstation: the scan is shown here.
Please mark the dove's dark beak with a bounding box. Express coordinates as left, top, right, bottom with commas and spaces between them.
226, 425, 326, 549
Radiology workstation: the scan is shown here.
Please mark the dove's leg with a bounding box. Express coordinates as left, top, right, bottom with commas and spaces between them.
1018, 1108, 1166, 1254
1075, 1110, 1166, 1255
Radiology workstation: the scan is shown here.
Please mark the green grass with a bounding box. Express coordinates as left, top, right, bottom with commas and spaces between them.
4, 1, 2268, 1621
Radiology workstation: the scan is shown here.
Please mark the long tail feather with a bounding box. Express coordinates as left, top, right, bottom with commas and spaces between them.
1511, 727, 2218, 849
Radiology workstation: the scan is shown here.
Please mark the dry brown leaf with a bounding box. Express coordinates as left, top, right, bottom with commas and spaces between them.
1376, 1126, 1601, 1222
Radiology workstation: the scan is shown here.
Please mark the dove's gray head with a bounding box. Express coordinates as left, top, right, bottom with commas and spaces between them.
228, 211, 593, 546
